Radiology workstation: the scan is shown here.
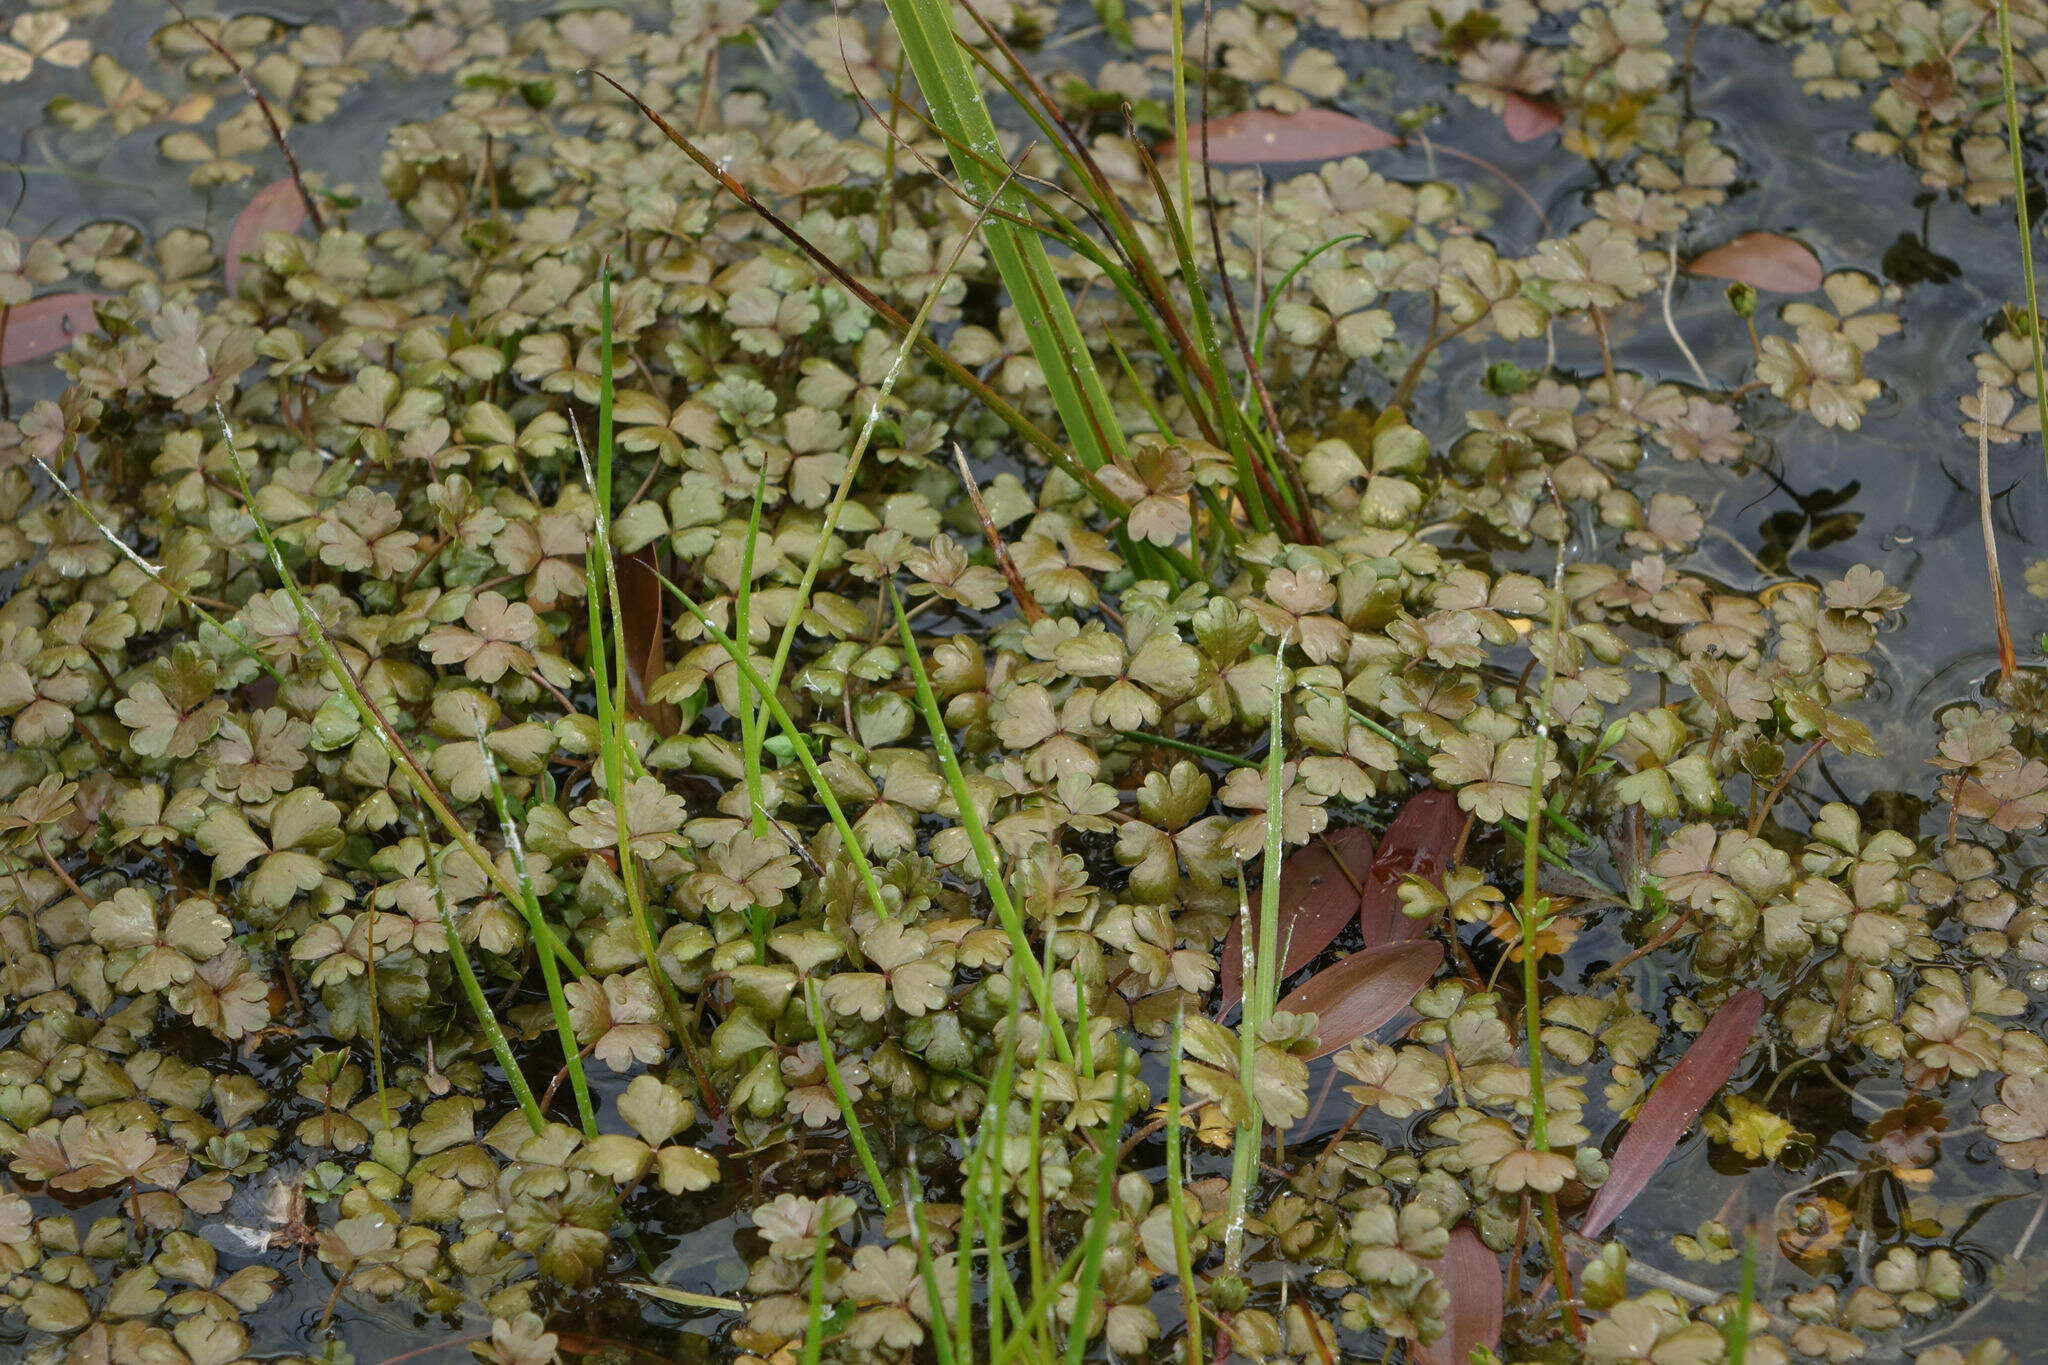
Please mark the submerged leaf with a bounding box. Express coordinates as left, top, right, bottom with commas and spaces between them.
224, 179, 308, 293
1415, 1224, 1504, 1365
1579, 988, 1766, 1239
1360, 789, 1464, 944
2, 292, 102, 367
1280, 940, 1443, 1059
1175, 108, 1399, 164
1687, 233, 1823, 294
1500, 93, 1562, 141
618, 546, 680, 736
1216, 826, 1372, 1011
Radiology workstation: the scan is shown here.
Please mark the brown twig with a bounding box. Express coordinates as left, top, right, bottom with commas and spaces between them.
953, 442, 1046, 624
166, 0, 325, 233
1748, 738, 1826, 838
584, 69, 1131, 520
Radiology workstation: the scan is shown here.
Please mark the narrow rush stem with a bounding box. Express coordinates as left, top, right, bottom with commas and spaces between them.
1994, 0, 2048, 491
1977, 378, 2018, 682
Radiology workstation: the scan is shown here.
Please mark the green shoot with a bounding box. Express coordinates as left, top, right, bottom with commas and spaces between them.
1165, 1010, 1204, 1365
1994, 0, 2048, 490
1224, 645, 1288, 1274
426, 840, 546, 1135
805, 979, 893, 1211
657, 575, 894, 923
210, 400, 587, 978
888, 582, 1076, 1071
473, 712, 595, 1137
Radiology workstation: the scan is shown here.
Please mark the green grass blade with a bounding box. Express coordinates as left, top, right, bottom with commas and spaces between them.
1060, 1068, 1127, 1365
428, 842, 546, 1135
883, 0, 1125, 474
1165, 1010, 1203, 1365
888, 582, 1074, 1071
805, 979, 894, 1211
1995, 0, 2048, 491
800, 1230, 832, 1365
657, 574, 894, 923
473, 712, 595, 1137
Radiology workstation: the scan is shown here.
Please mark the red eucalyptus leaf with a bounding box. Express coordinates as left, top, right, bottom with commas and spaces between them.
1500, 93, 1563, 142
225, 179, 309, 293
1687, 233, 1823, 294
1218, 826, 1375, 1012
1579, 988, 1767, 1240
1360, 788, 1464, 945
1, 293, 102, 368
1281, 940, 1442, 1059
1172, 108, 1399, 165
1415, 1224, 1504, 1365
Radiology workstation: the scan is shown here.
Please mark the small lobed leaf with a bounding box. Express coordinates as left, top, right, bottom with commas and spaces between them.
1171, 108, 1400, 165
1687, 233, 1823, 294
1280, 940, 1443, 1059
1579, 988, 1767, 1239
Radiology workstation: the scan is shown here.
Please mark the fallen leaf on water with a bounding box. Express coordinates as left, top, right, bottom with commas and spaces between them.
1687, 233, 1823, 294
1280, 940, 1442, 1059
1500, 93, 1562, 142
1414, 1224, 1503, 1365
1217, 826, 1374, 1012
1359, 788, 1464, 944
1579, 988, 1767, 1239
617, 546, 681, 737
224, 179, 309, 293
1169, 108, 1399, 165
1, 293, 102, 367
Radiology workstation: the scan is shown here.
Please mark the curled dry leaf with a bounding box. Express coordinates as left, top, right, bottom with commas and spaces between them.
1414, 1224, 1504, 1365
1171, 108, 1400, 165
224, 179, 309, 293
2, 293, 102, 368
1360, 788, 1464, 944
1579, 988, 1767, 1240
1687, 233, 1824, 294
1500, 93, 1563, 142
1217, 825, 1374, 1012
1280, 940, 1443, 1059
617, 546, 680, 737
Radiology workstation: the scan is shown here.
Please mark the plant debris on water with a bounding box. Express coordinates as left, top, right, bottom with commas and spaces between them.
4, 0, 2048, 1362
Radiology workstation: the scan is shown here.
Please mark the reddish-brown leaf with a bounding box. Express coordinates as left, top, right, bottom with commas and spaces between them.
1, 293, 102, 368
1579, 988, 1767, 1239
1217, 827, 1375, 1012
1171, 108, 1400, 165
1415, 1225, 1504, 1365
1360, 788, 1465, 945
1687, 233, 1823, 294
224, 179, 309, 293
1500, 93, 1563, 142
616, 546, 680, 737
1280, 940, 1442, 1059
